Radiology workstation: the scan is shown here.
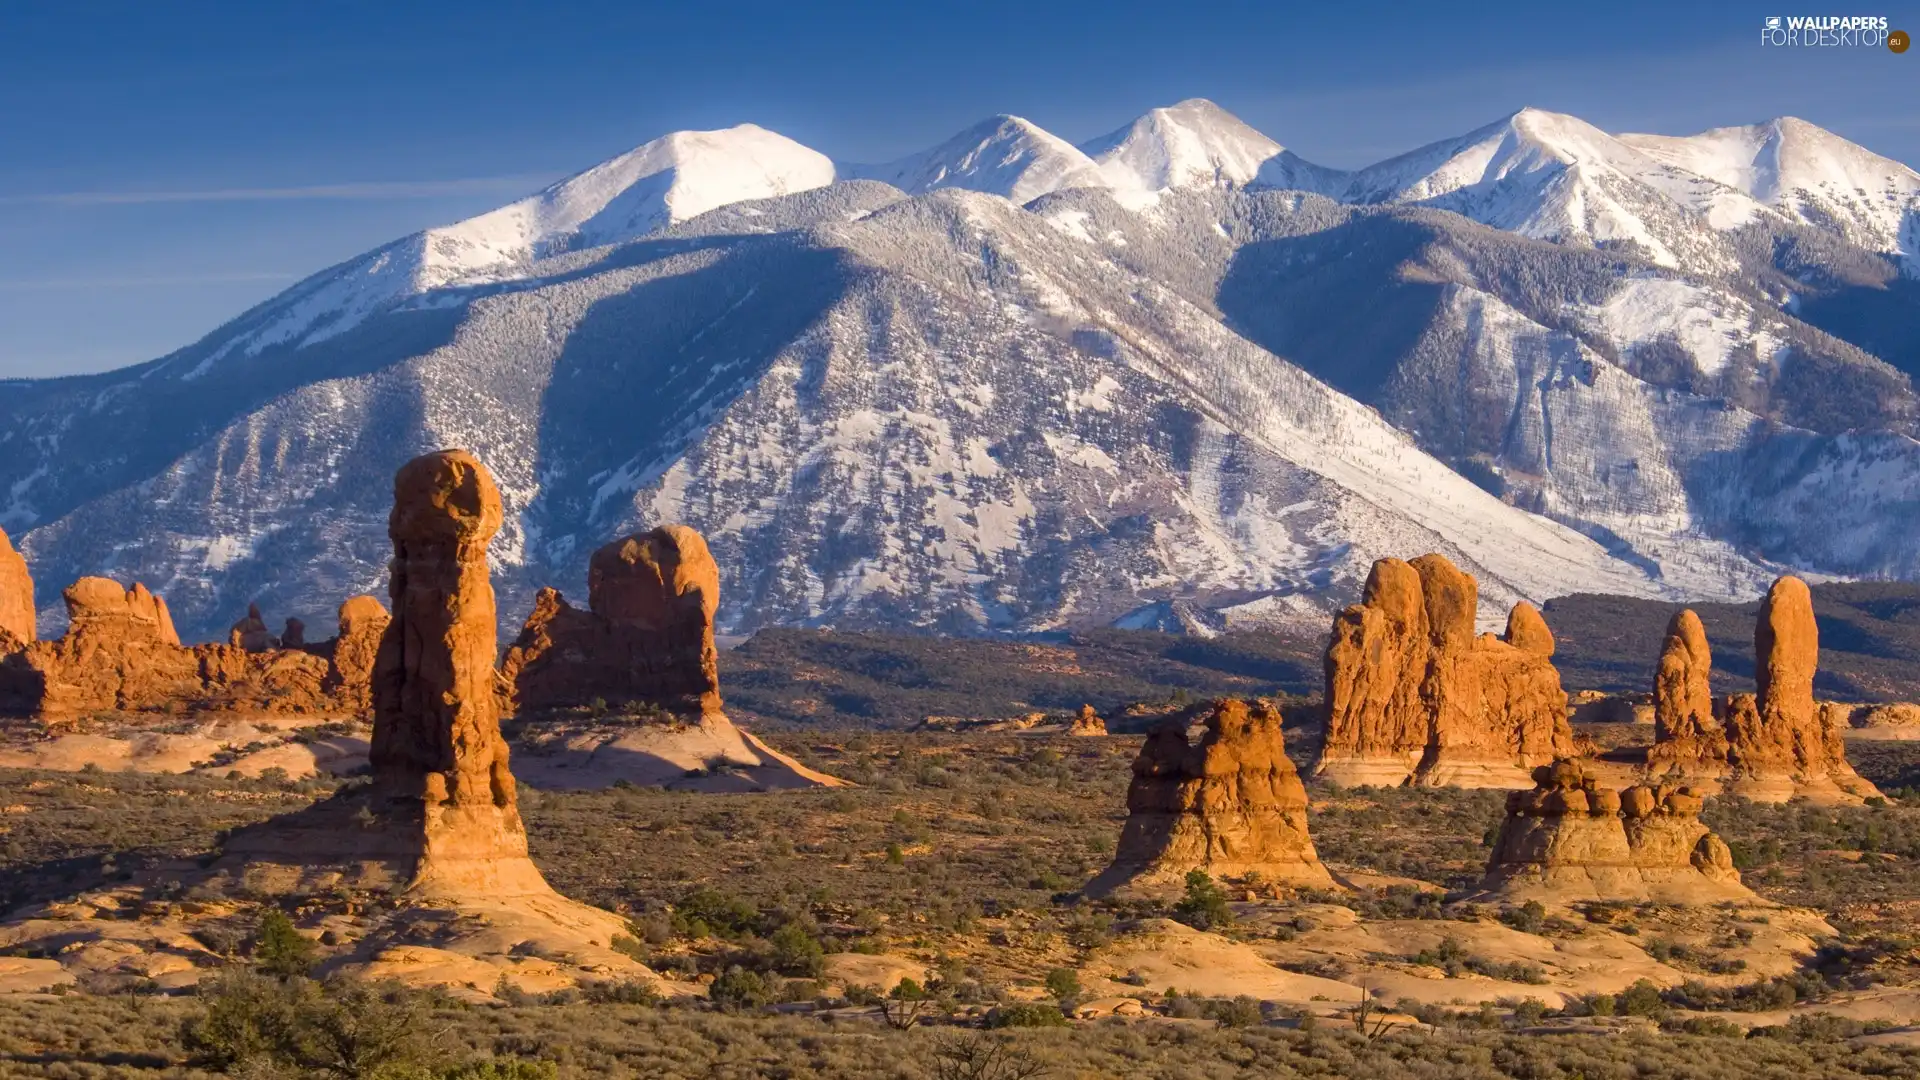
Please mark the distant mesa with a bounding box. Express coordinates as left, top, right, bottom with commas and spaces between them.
1086, 698, 1333, 897
498, 524, 844, 792
1477, 759, 1752, 905
1316, 555, 1576, 788
1646, 577, 1881, 804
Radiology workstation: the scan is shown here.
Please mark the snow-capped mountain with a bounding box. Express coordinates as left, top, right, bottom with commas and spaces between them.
846, 115, 1104, 204
1621, 117, 1920, 270
176, 124, 834, 370
4, 99, 1919, 645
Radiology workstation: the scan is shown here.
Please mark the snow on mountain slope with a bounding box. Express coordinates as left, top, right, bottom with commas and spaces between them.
1621, 117, 1920, 269
173, 124, 834, 372
1331, 108, 1774, 269
1079, 98, 1284, 192
846, 115, 1105, 204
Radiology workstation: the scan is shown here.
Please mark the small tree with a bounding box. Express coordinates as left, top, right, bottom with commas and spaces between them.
1043, 967, 1081, 1004
769, 922, 825, 978
1173, 871, 1232, 931
253, 909, 317, 979
882, 977, 948, 1030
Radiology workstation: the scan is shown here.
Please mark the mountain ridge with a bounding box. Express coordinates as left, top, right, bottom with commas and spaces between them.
4, 100, 1919, 645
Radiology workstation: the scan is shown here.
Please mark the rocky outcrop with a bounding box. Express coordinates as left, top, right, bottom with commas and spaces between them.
499, 526, 723, 718
225, 450, 553, 897
227, 604, 276, 652
1086, 699, 1333, 896
1068, 704, 1108, 736
0, 579, 384, 719
1478, 760, 1752, 904
1645, 578, 1880, 804
1851, 702, 1920, 739
0, 526, 33, 648
280, 618, 306, 649
320, 596, 388, 713
1317, 555, 1575, 788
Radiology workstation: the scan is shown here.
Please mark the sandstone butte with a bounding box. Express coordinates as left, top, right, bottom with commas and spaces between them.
1068, 704, 1108, 736
1086, 698, 1333, 897
493, 523, 845, 792
0, 573, 386, 718
1477, 760, 1753, 904
1316, 554, 1576, 789
1646, 577, 1881, 804
499, 524, 723, 719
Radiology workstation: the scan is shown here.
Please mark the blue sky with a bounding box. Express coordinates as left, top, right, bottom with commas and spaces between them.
2, 0, 1916, 378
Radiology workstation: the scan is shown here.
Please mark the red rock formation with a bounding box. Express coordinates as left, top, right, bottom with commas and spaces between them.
0, 526, 33, 648
1087, 699, 1333, 896
227, 604, 276, 652
1644, 579, 1879, 804
1067, 704, 1108, 736
321, 596, 389, 713
280, 618, 306, 650
499, 526, 724, 718
0, 578, 384, 719
1478, 760, 1750, 903
1318, 554, 1574, 788
221, 451, 576, 900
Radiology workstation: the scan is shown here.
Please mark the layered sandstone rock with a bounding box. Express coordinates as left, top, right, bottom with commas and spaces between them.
1068, 704, 1108, 736
320, 596, 389, 712
1645, 579, 1880, 804
0, 526, 33, 648
1478, 760, 1752, 904
225, 449, 553, 897
0, 580, 382, 719
500, 526, 723, 718
1851, 702, 1920, 740
1086, 698, 1333, 896
1317, 555, 1575, 788
0, 451, 661, 998
228, 604, 276, 652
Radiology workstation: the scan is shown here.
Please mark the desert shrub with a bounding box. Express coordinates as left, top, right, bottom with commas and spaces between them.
1499, 900, 1546, 935
983, 1002, 1068, 1029
929, 1031, 1049, 1080
1043, 967, 1081, 1003
674, 887, 761, 940
709, 966, 777, 1012
1205, 995, 1264, 1029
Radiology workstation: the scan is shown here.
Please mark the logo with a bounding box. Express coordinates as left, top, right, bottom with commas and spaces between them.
1760, 14, 1894, 47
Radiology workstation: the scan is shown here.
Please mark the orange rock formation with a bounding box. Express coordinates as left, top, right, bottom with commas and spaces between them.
0, 582, 384, 719
1086, 698, 1332, 896
499, 525, 723, 718
1068, 704, 1108, 736
0, 526, 33, 647
1317, 555, 1575, 788
1478, 760, 1750, 903
1646, 579, 1880, 804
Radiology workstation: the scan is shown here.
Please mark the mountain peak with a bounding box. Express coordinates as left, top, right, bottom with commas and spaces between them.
1080, 98, 1286, 193
848, 114, 1103, 204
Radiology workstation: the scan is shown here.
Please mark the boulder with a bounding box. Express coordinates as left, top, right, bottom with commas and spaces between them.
1086, 698, 1333, 896
1317, 554, 1574, 788
1068, 704, 1107, 736
1477, 760, 1753, 904
0, 526, 33, 647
